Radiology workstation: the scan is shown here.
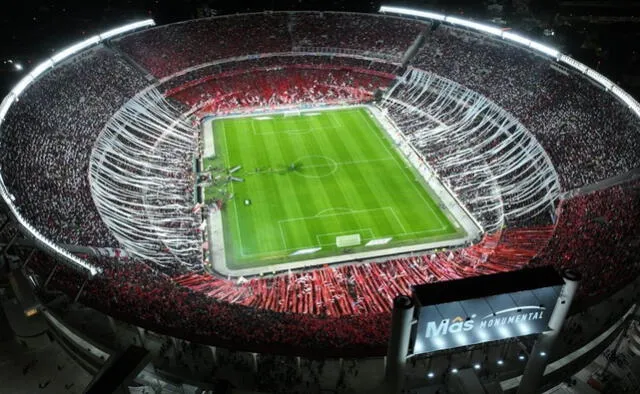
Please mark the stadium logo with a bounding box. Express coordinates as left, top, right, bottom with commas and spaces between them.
425, 314, 476, 338
425, 306, 547, 338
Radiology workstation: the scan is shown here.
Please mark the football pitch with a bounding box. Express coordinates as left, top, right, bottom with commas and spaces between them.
204, 107, 467, 271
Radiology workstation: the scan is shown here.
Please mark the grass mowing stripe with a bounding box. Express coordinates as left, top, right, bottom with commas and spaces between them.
338, 110, 401, 235
280, 126, 323, 249
355, 109, 448, 231
251, 122, 288, 254
309, 113, 368, 239
210, 107, 465, 269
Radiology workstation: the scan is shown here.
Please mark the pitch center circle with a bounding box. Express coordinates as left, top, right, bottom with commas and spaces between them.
294, 155, 339, 179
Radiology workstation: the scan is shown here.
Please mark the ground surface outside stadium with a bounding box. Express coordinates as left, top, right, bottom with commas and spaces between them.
203, 106, 476, 272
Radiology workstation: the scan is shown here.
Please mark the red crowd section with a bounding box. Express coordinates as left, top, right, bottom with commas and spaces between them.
26, 180, 640, 357
173, 227, 553, 317
533, 182, 640, 300
28, 224, 551, 357
167, 64, 396, 116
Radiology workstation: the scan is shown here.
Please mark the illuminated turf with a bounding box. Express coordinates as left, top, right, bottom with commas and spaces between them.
205, 107, 465, 269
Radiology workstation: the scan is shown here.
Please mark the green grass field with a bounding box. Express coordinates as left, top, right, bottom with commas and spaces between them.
204, 107, 465, 270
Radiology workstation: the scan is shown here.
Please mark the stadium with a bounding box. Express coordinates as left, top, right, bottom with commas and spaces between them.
0, 5, 639, 394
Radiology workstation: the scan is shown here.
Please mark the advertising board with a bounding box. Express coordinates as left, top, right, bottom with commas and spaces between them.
411, 266, 564, 354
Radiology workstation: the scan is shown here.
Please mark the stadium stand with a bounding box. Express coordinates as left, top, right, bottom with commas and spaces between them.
114, 13, 292, 78
412, 25, 640, 189
289, 12, 426, 59
0, 47, 148, 247
115, 12, 424, 78
28, 223, 552, 357
533, 180, 640, 300
168, 65, 395, 115
1, 11, 639, 364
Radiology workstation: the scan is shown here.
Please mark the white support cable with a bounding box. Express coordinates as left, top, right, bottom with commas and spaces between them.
382, 69, 560, 231
89, 89, 202, 268
379, 5, 640, 121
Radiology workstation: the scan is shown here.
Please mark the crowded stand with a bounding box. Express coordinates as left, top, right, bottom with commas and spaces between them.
89, 88, 203, 268
1, 10, 639, 360
412, 25, 640, 189
289, 12, 425, 59
115, 12, 423, 78
0, 47, 148, 247
159, 55, 400, 95
168, 65, 395, 115
27, 223, 552, 357
533, 180, 640, 300
114, 13, 291, 78
381, 68, 559, 233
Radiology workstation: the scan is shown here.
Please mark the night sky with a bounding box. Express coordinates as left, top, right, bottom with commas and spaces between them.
1, 0, 639, 96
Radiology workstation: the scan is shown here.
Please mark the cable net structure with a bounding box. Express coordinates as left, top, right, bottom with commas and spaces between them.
381, 68, 560, 231
89, 88, 202, 268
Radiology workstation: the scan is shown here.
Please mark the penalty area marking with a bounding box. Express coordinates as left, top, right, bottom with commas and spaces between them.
250, 115, 338, 136
357, 109, 447, 229
316, 229, 375, 246
277, 207, 406, 252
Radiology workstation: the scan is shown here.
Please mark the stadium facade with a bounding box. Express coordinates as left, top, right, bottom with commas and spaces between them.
0, 7, 639, 393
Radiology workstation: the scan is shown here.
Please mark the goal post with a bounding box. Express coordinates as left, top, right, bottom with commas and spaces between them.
283, 109, 301, 117
336, 234, 361, 248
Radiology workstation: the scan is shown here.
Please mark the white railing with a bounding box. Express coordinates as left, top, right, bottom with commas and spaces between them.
0, 20, 155, 276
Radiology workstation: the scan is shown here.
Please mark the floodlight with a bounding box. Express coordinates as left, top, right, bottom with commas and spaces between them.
51, 35, 100, 63
10, 75, 34, 96
528, 41, 560, 58
28, 59, 54, 79
99, 19, 155, 40
559, 55, 588, 73
379, 5, 445, 21
446, 16, 502, 36
502, 31, 531, 46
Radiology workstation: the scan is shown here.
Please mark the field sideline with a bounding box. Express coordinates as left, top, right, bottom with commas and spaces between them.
204, 106, 467, 270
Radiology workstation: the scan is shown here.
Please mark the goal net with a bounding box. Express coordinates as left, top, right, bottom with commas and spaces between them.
336, 234, 361, 248
283, 110, 301, 117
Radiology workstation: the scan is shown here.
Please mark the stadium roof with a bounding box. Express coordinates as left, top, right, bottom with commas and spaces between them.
412, 266, 564, 306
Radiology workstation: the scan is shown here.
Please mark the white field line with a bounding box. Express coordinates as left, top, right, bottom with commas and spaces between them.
390, 207, 408, 233
235, 226, 451, 259
220, 122, 249, 258
278, 207, 393, 224
316, 228, 375, 246
215, 107, 453, 260
356, 109, 446, 228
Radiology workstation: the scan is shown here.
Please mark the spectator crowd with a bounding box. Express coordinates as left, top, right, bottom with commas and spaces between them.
412, 25, 640, 189
115, 12, 425, 78
0, 47, 148, 247
0, 11, 638, 359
